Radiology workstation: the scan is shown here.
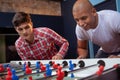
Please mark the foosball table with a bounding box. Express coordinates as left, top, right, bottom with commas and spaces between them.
0, 58, 120, 80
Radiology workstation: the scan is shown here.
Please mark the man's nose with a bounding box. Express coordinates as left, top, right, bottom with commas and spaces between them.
77, 20, 84, 27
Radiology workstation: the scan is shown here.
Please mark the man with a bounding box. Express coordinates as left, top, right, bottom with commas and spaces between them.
72, 0, 120, 59
12, 12, 69, 60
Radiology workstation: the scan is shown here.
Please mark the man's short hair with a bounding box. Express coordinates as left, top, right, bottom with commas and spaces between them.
12, 12, 31, 27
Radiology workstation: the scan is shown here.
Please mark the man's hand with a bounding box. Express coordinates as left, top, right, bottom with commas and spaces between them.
52, 54, 63, 60
108, 55, 120, 58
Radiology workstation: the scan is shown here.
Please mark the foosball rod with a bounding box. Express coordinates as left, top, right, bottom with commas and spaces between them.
18, 60, 85, 78
37, 60, 105, 80
0, 60, 85, 79
80, 64, 120, 80
0, 60, 67, 76
0, 61, 35, 74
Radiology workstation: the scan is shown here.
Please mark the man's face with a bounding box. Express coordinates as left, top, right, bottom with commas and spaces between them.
15, 22, 33, 41
73, 8, 97, 30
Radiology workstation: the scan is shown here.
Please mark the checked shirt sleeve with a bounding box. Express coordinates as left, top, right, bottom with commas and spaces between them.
45, 28, 69, 58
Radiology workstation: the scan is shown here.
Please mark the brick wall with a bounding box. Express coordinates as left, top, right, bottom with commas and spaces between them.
0, 0, 61, 16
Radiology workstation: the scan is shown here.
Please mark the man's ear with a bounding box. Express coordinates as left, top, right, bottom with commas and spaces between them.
92, 8, 97, 16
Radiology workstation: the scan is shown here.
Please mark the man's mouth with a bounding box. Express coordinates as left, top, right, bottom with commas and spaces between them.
83, 25, 90, 31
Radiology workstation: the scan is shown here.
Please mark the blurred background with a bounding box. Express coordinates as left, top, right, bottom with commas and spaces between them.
0, 0, 119, 63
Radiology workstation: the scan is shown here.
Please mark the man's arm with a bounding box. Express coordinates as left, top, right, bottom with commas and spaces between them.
108, 55, 120, 58
77, 39, 88, 59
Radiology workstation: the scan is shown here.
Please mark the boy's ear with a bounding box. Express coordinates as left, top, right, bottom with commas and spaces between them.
30, 22, 33, 27
14, 27, 18, 32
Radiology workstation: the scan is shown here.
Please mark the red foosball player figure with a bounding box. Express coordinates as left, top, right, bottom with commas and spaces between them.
28, 76, 33, 80
6, 71, 12, 80
6, 67, 12, 80
0, 64, 4, 72
25, 65, 33, 80
25, 65, 32, 74
56, 66, 65, 80
40, 63, 46, 72
96, 65, 105, 76
52, 61, 59, 69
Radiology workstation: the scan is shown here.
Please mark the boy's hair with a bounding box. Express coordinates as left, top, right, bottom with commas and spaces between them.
12, 12, 32, 27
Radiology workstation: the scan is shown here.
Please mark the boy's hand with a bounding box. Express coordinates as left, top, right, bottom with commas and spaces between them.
52, 54, 63, 60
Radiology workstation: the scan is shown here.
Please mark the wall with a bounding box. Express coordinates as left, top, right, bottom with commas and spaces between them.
0, 0, 61, 16
0, 35, 6, 63
61, 0, 77, 59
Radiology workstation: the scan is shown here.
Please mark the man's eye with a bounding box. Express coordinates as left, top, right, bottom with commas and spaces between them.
75, 19, 79, 22
81, 16, 87, 20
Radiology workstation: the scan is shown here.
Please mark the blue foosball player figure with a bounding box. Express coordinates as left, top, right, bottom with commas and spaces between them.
45, 64, 52, 77
12, 69, 19, 80
69, 60, 75, 78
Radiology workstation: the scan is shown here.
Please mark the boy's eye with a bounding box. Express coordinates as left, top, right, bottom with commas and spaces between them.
18, 28, 23, 31
25, 25, 30, 29
24, 25, 30, 29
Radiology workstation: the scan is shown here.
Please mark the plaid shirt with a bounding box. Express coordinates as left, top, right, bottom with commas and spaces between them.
15, 27, 69, 60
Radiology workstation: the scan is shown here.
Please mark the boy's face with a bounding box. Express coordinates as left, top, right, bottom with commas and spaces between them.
15, 22, 33, 41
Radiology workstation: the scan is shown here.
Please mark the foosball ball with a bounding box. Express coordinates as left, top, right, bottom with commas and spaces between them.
0, 58, 120, 80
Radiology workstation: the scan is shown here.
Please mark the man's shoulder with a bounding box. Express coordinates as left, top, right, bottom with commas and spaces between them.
98, 10, 120, 21
98, 10, 118, 15
98, 10, 115, 12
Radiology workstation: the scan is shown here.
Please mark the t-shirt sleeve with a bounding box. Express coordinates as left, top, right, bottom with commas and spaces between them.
75, 25, 88, 40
